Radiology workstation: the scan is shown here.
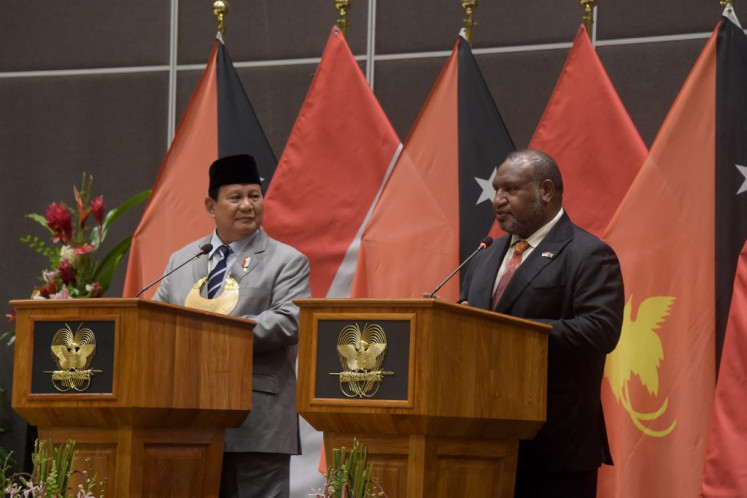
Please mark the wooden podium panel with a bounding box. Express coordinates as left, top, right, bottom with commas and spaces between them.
11, 298, 254, 497
296, 298, 550, 497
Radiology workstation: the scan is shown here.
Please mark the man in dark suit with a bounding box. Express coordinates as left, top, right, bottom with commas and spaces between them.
153, 154, 311, 498
459, 149, 624, 497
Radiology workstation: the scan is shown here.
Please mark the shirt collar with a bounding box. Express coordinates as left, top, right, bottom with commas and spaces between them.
510, 208, 564, 248
208, 228, 260, 259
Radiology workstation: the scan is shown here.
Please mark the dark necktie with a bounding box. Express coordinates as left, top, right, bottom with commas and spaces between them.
207, 244, 231, 299
492, 240, 530, 309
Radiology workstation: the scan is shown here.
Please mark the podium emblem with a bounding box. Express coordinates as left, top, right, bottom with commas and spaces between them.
45, 323, 102, 392
330, 322, 393, 398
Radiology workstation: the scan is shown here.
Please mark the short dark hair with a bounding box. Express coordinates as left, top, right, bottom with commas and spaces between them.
505, 148, 564, 194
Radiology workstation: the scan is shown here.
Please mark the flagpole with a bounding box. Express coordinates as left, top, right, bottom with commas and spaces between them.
580, 0, 598, 40
461, 0, 478, 46
213, 0, 229, 39
335, 0, 352, 37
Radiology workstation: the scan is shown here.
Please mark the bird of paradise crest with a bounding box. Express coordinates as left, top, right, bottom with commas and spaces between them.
604, 295, 677, 437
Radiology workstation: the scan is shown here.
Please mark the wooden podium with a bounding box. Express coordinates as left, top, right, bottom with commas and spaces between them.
11, 298, 254, 497
296, 298, 551, 497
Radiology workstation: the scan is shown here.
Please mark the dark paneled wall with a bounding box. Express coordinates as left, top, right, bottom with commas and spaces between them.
0, 0, 725, 467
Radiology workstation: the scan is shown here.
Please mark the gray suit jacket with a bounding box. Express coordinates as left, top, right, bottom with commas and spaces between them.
153, 228, 311, 455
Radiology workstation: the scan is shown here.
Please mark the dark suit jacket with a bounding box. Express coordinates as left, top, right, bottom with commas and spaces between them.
153, 228, 311, 455
459, 212, 624, 472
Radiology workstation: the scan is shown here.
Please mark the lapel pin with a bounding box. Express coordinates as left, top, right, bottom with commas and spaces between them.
242, 256, 251, 272
542, 252, 555, 259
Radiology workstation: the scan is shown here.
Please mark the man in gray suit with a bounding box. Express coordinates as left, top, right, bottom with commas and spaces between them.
153, 154, 311, 498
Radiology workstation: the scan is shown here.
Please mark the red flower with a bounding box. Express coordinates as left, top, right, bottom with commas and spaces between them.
45, 203, 73, 244
74, 186, 91, 228
90, 195, 106, 226
6, 308, 16, 324
74, 244, 95, 255
57, 259, 76, 286
87, 282, 103, 298
38, 282, 57, 298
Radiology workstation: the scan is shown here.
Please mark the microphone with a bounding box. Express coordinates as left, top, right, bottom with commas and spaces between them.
427, 237, 493, 298
135, 243, 213, 298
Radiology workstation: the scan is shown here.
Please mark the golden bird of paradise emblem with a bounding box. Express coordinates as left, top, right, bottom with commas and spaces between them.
604, 295, 677, 437
45, 323, 102, 392
330, 323, 393, 398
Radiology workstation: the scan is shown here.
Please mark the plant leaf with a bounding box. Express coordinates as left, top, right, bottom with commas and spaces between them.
93, 189, 150, 245
92, 236, 133, 293
25, 213, 55, 234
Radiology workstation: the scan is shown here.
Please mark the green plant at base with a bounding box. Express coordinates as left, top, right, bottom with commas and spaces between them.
2, 439, 105, 497
323, 438, 386, 498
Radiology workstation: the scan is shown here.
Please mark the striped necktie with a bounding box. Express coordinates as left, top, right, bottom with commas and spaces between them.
207, 244, 231, 299
492, 240, 530, 309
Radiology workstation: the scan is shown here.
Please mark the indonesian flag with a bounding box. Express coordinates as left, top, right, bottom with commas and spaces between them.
123, 37, 276, 297
528, 25, 646, 238
262, 27, 401, 299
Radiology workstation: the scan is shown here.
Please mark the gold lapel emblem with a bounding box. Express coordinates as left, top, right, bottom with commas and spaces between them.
46, 323, 102, 392
330, 323, 393, 398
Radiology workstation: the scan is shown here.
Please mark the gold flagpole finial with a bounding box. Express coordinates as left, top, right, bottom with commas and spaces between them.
335, 0, 352, 37
461, 0, 479, 46
720, 0, 735, 15
580, 0, 598, 37
213, 1, 229, 39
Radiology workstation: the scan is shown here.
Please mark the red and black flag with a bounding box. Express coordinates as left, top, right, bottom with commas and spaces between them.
123, 38, 276, 297
599, 13, 747, 497
702, 13, 747, 497
352, 34, 514, 300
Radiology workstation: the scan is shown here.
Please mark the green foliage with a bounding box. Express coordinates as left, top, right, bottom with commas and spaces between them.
19, 234, 57, 266
0, 449, 15, 494
0, 385, 10, 474
323, 439, 385, 498
31, 439, 76, 494
2, 439, 105, 497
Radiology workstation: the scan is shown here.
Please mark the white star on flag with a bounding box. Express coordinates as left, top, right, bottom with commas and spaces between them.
737, 163, 747, 194
474, 168, 497, 205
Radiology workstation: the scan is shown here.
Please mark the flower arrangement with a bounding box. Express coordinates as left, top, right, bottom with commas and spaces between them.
1, 439, 105, 498
312, 438, 386, 498
2, 174, 149, 344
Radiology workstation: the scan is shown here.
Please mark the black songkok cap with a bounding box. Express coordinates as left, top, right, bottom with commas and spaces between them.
208, 154, 261, 193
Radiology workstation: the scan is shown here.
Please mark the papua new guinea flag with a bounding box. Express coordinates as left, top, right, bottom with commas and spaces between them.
123, 37, 276, 298
352, 34, 515, 300
601, 13, 747, 498
701, 12, 747, 498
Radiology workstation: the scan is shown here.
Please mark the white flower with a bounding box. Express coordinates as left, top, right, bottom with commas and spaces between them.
60, 245, 76, 262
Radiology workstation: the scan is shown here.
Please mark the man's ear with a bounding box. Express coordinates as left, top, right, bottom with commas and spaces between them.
540, 178, 555, 203
205, 196, 215, 217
